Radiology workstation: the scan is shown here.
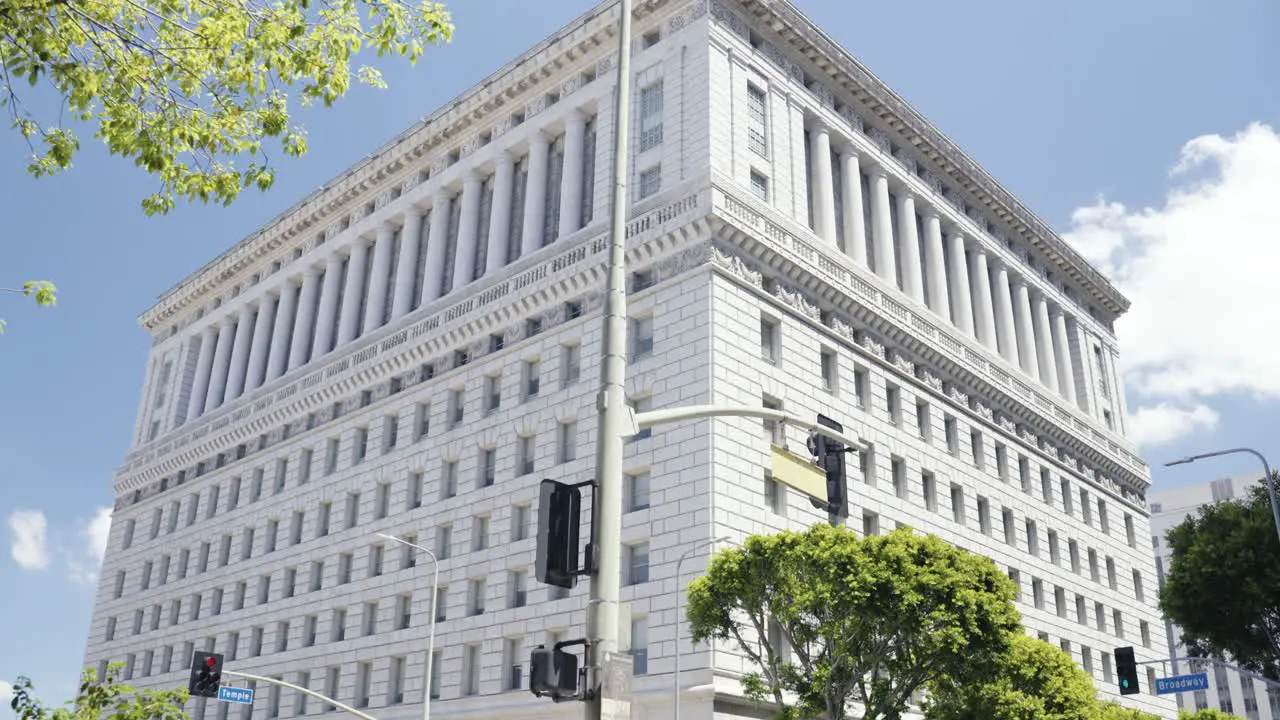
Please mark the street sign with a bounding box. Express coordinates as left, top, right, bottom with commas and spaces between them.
1155, 672, 1210, 695
217, 687, 255, 705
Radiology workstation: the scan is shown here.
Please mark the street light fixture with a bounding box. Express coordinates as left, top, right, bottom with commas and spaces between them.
377, 533, 441, 720
673, 536, 733, 720
1164, 447, 1280, 546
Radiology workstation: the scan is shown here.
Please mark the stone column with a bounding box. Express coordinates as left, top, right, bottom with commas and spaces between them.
337, 239, 370, 345
970, 245, 998, 352
363, 223, 396, 331
1032, 293, 1059, 392
992, 261, 1019, 365
839, 151, 867, 267
486, 153, 516, 276
186, 325, 218, 421
391, 210, 424, 319
266, 280, 297, 381
223, 304, 256, 400
244, 293, 276, 391
922, 211, 949, 318
947, 231, 974, 336
204, 316, 236, 411
897, 192, 925, 303
521, 133, 550, 257
558, 112, 587, 238
869, 167, 896, 285
451, 172, 484, 293
810, 124, 837, 243
1051, 307, 1078, 405
312, 254, 344, 357
289, 268, 321, 370
1012, 277, 1039, 377
421, 189, 453, 304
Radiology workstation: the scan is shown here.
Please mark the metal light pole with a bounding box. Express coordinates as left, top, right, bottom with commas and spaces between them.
585, 0, 634, 718
673, 537, 731, 720
376, 533, 440, 720
1165, 447, 1280, 546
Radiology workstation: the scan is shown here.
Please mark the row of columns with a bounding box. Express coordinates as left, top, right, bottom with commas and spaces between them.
182, 112, 594, 424
807, 123, 1081, 407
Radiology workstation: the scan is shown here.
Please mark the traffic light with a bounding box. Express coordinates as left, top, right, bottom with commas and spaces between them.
806, 414, 849, 519
530, 640, 582, 701
535, 479, 584, 588
187, 651, 224, 698
1114, 646, 1140, 695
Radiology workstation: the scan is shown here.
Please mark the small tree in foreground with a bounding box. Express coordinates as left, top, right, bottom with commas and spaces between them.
924, 633, 1098, 720
685, 525, 1023, 720
1097, 703, 1160, 720
9, 663, 187, 720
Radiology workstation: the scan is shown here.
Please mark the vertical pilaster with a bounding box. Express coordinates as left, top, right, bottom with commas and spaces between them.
421, 189, 453, 304
204, 317, 236, 412
1032, 293, 1059, 392
1012, 277, 1039, 377
558, 112, 587, 239
992, 261, 1019, 365
970, 245, 998, 352
897, 193, 925, 303
391, 211, 424, 319
869, 167, 896, 285
922, 211, 949, 318
810, 124, 837, 243
312, 255, 344, 357
451, 173, 484, 293
289, 268, 321, 370
486, 153, 516, 276
947, 232, 974, 336
186, 326, 218, 421
266, 280, 297, 381
337, 240, 370, 346
223, 304, 256, 401
244, 293, 277, 392
363, 223, 396, 331
1051, 308, 1078, 406
839, 151, 867, 267
521, 134, 550, 257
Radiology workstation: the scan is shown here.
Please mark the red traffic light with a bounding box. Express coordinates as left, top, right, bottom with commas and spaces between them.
205, 657, 218, 668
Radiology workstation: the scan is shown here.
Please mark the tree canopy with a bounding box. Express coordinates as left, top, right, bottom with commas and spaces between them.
1, 0, 454, 215
1159, 481, 1280, 680
685, 525, 1023, 720
9, 663, 187, 720
924, 633, 1098, 720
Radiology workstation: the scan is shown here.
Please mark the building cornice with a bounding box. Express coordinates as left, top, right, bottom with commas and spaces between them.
137, 0, 680, 333
721, 0, 1130, 317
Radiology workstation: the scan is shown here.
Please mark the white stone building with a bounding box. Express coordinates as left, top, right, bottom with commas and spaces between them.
83, 0, 1174, 718
1150, 475, 1279, 718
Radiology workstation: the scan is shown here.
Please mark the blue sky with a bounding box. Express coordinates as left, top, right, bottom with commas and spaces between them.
3, 0, 1278, 710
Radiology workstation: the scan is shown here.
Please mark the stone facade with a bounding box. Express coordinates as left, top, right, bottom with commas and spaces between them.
86, 0, 1172, 718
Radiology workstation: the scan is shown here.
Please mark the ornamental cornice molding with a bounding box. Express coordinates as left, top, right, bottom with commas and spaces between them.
138, 0, 682, 334
704, 181, 1149, 504
720, 0, 1129, 317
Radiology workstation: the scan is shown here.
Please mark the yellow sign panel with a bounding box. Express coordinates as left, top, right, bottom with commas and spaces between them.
770, 445, 826, 500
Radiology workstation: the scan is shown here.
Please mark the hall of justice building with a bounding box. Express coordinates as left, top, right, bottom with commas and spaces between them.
84, 0, 1174, 718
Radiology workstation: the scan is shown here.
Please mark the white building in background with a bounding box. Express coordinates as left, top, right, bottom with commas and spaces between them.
83, 0, 1174, 718
1150, 475, 1278, 719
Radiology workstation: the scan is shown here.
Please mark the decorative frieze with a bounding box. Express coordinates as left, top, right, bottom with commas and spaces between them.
668, 0, 707, 33
709, 0, 749, 40
923, 172, 943, 194
838, 105, 865, 134
888, 348, 915, 375
775, 283, 821, 321
870, 128, 892, 153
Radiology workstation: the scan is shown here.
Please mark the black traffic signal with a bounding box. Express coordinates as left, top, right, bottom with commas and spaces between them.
536, 479, 584, 589
530, 641, 582, 701
1115, 646, 1140, 695
187, 651, 224, 698
806, 414, 849, 519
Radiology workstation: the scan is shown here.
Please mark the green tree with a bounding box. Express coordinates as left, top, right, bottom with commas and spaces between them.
685, 525, 1023, 720
1159, 482, 1280, 680
924, 633, 1099, 720
1096, 703, 1160, 720
1178, 710, 1239, 720
9, 663, 187, 720
1, 0, 453, 216
0, 280, 57, 334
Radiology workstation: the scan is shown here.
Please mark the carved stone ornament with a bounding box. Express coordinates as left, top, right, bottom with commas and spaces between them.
919, 369, 942, 390
893, 149, 917, 175
763, 42, 788, 70
561, 75, 583, 99
973, 400, 993, 420
597, 54, 615, 75
888, 348, 914, 374
966, 205, 984, 224
711, 247, 764, 288
503, 324, 524, 346
656, 255, 681, 283
831, 317, 857, 341
429, 157, 448, 176
461, 135, 482, 157
676, 242, 712, 274
709, 0, 749, 39
813, 84, 836, 109
943, 189, 964, 212
375, 189, 393, 210
870, 128, 892, 153
997, 415, 1016, 433
325, 223, 342, 241
667, 1, 700, 32
923, 172, 943, 194
839, 105, 865, 134
527, 94, 549, 118
776, 284, 821, 321
857, 332, 886, 360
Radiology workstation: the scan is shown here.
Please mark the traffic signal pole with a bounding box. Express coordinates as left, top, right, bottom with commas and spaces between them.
219, 670, 380, 720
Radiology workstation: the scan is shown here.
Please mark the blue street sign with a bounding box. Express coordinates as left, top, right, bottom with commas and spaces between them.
1155, 672, 1210, 695
217, 687, 255, 705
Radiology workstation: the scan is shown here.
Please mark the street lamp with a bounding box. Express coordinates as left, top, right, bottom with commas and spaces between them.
1164, 447, 1280, 546
377, 533, 440, 720
673, 536, 732, 720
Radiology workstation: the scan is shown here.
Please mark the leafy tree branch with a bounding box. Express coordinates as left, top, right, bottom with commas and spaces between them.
9, 663, 188, 720
0, 279, 57, 333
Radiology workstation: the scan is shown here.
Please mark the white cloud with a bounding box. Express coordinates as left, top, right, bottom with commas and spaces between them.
66, 507, 113, 585
1062, 122, 1280, 445
0, 679, 13, 706
8, 510, 50, 570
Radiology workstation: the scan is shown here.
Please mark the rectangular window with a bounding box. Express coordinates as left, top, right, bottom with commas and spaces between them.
485, 375, 501, 414
472, 515, 490, 551
632, 616, 650, 675
749, 170, 770, 201
626, 543, 650, 585
970, 429, 985, 468
638, 80, 664, 152
950, 484, 965, 524
463, 645, 481, 696
441, 460, 458, 498
353, 428, 368, 464
469, 579, 486, 616
886, 384, 901, 425
479, 449, 496, 488
345, 492, 360, 530
518, 436, 535, 475
415, 403, 431, 440
524, 360, 541, 398
561, 344, 581, 387
362, 601, 378, 636
388, 657, 406, 705
558, 422, 577, 463
631, 316, 654, 359
511, 504, 530, 541
922, 471, 937, 512
504, 638, 524, 690
626, 472, 651, 512
316, 502, 331, 538
407, 471, 423, 510
944, 415, 958, 454
746, 84, 768, 156
448, 389, 464, 428
509, 570, 528, 608
638, 165, 662, 199
383, 415, 399, 453
820, 348, 837, 392
396, 594, 412, 630
760, 317, 779, 363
